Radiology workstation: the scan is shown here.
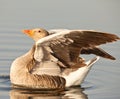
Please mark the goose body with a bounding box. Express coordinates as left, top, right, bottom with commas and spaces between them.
10, 28, 119, 90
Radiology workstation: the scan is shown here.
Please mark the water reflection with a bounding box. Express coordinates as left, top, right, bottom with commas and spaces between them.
64, 87, 88, 99
10, 86, 88, 99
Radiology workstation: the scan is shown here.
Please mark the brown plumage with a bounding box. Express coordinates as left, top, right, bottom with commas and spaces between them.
10, 28, 119, 90
11, 45, 66, 90
46, 30, 119, 67
81, 47, 116, 60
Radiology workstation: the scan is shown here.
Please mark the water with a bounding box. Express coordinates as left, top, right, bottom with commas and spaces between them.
0, 0, 120, 99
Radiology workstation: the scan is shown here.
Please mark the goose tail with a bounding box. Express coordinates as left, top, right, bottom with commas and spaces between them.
63, 56, 100, 87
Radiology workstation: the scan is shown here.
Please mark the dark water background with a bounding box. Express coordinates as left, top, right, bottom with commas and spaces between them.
0, 0, 120, 99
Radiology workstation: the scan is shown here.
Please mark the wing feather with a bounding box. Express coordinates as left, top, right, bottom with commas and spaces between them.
81, 47, 116, 60
65, 30, 119, 48
35, 30, 119, 66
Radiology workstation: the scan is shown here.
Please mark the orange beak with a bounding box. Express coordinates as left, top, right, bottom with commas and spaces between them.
22, 29, 33, 37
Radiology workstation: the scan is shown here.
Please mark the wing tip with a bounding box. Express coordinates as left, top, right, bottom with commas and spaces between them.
86, 56, 100, 66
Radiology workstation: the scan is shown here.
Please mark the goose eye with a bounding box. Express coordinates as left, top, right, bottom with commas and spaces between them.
38, 30, 41, 33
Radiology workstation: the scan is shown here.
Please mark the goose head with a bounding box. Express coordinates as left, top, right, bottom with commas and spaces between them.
22, 28, 49, 41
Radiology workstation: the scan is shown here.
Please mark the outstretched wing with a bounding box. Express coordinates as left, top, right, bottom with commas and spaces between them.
35, 30, 119, 67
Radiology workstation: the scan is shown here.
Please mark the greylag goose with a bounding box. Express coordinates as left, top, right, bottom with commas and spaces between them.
10, 28, 120, 90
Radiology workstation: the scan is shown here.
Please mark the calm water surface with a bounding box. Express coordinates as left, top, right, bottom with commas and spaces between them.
0, 0, 120, 99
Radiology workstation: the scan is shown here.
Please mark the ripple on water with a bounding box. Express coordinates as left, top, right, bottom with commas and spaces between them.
0, 75, 10, 89
0, 75, 11, 99
84, 61, 120, 99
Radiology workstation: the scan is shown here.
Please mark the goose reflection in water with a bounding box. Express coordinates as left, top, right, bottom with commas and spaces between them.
10, 86, 88, 99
